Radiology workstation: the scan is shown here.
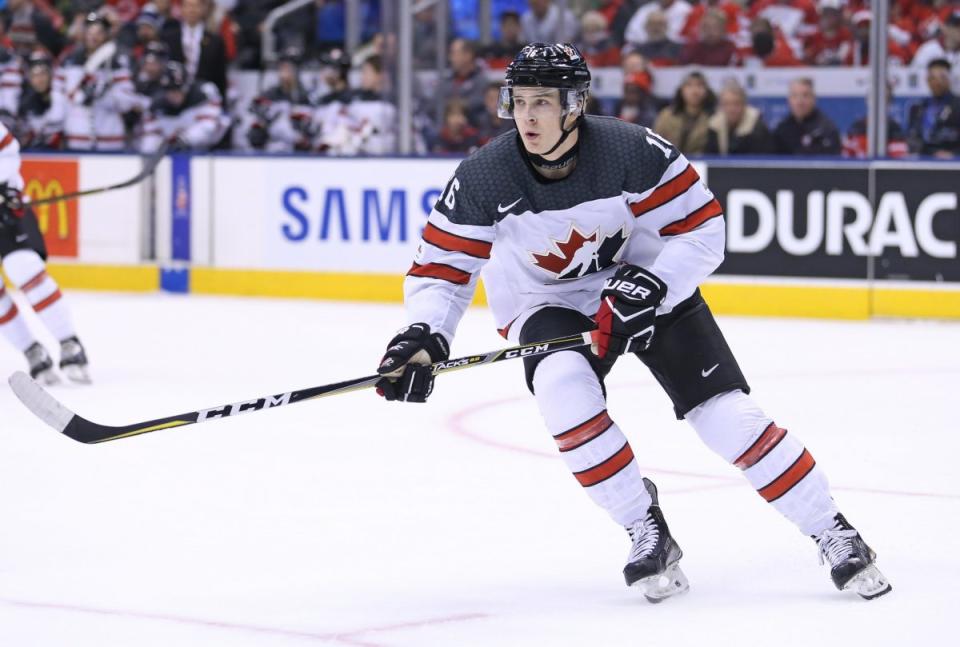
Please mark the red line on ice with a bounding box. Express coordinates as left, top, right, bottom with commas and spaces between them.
0, 597, 488, 646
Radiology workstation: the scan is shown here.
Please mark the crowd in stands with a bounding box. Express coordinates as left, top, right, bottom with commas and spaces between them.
1, 0, 960, 157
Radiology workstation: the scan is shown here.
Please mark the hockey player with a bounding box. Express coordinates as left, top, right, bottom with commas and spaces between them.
139, 61, 227, 153
319, 55, 396, 155
242, 47, 316, 153
0, 122, 90, 383
16, 51, 64, 150
56, 14, 139, 151
375, 44, 891, 602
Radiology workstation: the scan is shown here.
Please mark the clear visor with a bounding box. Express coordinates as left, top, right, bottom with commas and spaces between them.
498, 87, 585, 119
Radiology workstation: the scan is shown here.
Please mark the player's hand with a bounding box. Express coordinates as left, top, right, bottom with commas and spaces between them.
592, 265, 667, 359
376, 323, 449, 403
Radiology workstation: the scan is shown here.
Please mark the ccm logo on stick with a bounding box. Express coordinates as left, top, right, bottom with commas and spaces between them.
198, 393, 293, 421
504, 344, 550, 359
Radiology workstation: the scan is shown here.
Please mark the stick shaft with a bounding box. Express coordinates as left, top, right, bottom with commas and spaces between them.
11, 332, 593, 444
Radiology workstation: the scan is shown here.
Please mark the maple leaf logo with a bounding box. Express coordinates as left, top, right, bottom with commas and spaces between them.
531, 226, 629, 280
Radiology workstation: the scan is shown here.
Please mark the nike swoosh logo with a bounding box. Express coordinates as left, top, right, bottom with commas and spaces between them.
701, 364, 719, 378
497, 198, 522, 213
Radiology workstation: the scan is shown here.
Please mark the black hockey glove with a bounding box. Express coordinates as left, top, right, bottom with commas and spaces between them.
376, 323, 449, 403
0, 183, 25, 227
592, 264, 667, 359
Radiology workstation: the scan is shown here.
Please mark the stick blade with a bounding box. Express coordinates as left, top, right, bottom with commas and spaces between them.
8, 371, 77, 433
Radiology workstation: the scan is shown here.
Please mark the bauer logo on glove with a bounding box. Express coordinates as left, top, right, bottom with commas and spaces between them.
592, 265, 667, 359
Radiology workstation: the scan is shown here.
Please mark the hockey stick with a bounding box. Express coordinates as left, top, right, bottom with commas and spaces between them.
8, 332, 593, 444
27, 143, 169, 207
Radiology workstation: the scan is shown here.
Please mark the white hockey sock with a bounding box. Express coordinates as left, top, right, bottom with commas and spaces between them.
686, 390, 839, 536
0, 283, 35, 351
2, 249, 76, 342
533, 351, 652, 526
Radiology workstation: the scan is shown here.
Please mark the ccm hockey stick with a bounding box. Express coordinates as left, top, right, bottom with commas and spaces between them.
27, 143, 169, 207
9, 332, 593, 444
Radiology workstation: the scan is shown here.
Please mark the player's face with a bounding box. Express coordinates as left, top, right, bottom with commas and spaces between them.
29, 66, 51, 93
512, 87, 564, 154
85, 24, 107, 52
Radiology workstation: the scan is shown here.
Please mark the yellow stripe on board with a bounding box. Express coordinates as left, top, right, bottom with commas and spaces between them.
190, 267, 489, 306
701, 282, 871, 320
872, 287, 960, 319
46, 263, 158, 292
26, 264, 960, 320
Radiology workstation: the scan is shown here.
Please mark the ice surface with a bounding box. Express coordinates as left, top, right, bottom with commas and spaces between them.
1, 291, 957, 646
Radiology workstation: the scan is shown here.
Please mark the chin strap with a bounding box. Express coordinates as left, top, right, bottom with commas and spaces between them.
541, 111, 582, 157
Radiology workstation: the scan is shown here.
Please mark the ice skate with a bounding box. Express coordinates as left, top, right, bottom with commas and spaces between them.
623, 478, 689, 603
25, 341, 59, 385
59, 336, 91, 384
814, 513, 891, 600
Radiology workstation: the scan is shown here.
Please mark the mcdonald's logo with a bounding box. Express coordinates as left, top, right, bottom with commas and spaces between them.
21, 158, 79, 258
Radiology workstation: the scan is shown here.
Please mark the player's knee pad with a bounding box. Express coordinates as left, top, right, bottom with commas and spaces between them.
532, 351, 606, 433
2, 248, 47, 288
685, 389, 773, 464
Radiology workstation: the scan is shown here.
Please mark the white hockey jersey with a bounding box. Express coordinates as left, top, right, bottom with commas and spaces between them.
0, 121, 25, 190
139, 82, 227, 153
405, 115, 725, 343
55, 45, 139, 151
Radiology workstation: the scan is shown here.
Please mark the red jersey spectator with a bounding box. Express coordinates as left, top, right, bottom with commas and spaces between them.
436, 98, 482, 154
735, 17, 802, 67
680, 8, 735, 66
803, 6, 852, 66
629, 8, 682, 66
484, 11, 524, 70
749, 0, 818, 53
848, 11, 912, 67
580, 10, 620, 68
681, 0, 742, 42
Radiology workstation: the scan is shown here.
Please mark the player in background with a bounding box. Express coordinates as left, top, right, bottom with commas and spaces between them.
139, 61, 227, 153
56, 14, 139, 151
15, 51, 64, 150
375, 43, 891, 602
0, 122, 90, 383
241, 47, 317, 153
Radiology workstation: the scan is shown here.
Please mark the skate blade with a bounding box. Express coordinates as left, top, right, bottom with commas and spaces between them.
61, 364, 92, 385
843, 564, 892, 600
631, 563, 690, 603
35, 369, 61, 386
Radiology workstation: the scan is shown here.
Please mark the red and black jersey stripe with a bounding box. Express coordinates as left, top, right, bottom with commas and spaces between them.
734, 423, 787, 470
554, 411, 614, 452
407, 262, 471, 285
573, 442, 635, 487
20, 270, 48, 293
32, 289, 62, 313
630, 164, 699, 217
757, 449, 816, 502
422, 223, 492, 259
659, 198, 723, 236
0, 131, 14, 151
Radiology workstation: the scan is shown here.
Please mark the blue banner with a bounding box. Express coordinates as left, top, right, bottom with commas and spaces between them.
171, 153, 191, 262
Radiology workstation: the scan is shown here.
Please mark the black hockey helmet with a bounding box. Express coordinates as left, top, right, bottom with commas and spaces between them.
27, 50, 53, 71
499, 43, 590, 119
318, 47, 351, 79
500, 43, 591, 155
159, 60, 187, 90
278, 45, 303, 66
143, 40, 171, 64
